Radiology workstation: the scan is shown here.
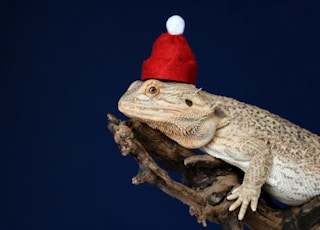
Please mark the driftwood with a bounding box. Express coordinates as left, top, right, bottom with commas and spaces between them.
107, 114, 320, 230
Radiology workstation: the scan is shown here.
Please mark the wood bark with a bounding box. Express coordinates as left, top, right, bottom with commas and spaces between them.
107, 114, 320, 230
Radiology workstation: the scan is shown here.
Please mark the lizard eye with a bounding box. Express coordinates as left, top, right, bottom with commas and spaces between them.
145, 81, 160, 96
148, 86, 158, 94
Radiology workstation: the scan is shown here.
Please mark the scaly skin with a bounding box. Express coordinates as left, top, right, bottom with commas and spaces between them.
118, 79, 320, 220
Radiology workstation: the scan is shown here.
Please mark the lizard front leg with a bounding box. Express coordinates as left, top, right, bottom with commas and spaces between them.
226, 138, 272, 220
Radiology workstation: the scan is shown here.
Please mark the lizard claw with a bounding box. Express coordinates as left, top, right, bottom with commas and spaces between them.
227, 184, 260, 220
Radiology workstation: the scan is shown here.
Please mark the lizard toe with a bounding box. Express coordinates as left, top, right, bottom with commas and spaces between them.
227, 184, 261, 220
226, 186, 241, 201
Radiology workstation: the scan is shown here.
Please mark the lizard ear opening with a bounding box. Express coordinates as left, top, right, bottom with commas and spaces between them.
185, 99, 193, 107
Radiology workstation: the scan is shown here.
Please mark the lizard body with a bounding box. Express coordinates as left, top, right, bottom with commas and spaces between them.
118, 79, 320, 220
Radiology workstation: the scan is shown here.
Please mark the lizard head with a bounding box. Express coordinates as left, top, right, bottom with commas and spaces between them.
118, 79, 228, 149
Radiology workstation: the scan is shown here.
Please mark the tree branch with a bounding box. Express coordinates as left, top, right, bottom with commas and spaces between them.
107, 114, 320, 230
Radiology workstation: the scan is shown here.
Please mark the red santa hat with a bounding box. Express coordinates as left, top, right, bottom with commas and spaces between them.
141, 15, 198, 84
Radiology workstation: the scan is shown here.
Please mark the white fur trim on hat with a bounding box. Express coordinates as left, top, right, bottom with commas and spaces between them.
166, 15, 185, 35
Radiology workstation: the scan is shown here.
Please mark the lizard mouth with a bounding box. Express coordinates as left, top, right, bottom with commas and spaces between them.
118, 101, 182, 120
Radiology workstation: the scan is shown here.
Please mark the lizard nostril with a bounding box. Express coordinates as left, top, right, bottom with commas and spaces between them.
185, 99, 193, 107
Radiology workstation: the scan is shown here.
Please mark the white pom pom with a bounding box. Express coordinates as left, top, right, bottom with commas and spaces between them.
166, 15, 185, 35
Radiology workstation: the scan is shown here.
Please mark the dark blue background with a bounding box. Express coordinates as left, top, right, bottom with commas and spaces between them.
1, 1, 320, 229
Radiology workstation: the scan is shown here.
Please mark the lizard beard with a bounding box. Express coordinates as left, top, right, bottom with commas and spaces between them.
144, 115, 217, 149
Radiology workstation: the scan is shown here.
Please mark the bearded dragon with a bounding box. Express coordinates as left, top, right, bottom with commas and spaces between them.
118, 79, 320, 220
